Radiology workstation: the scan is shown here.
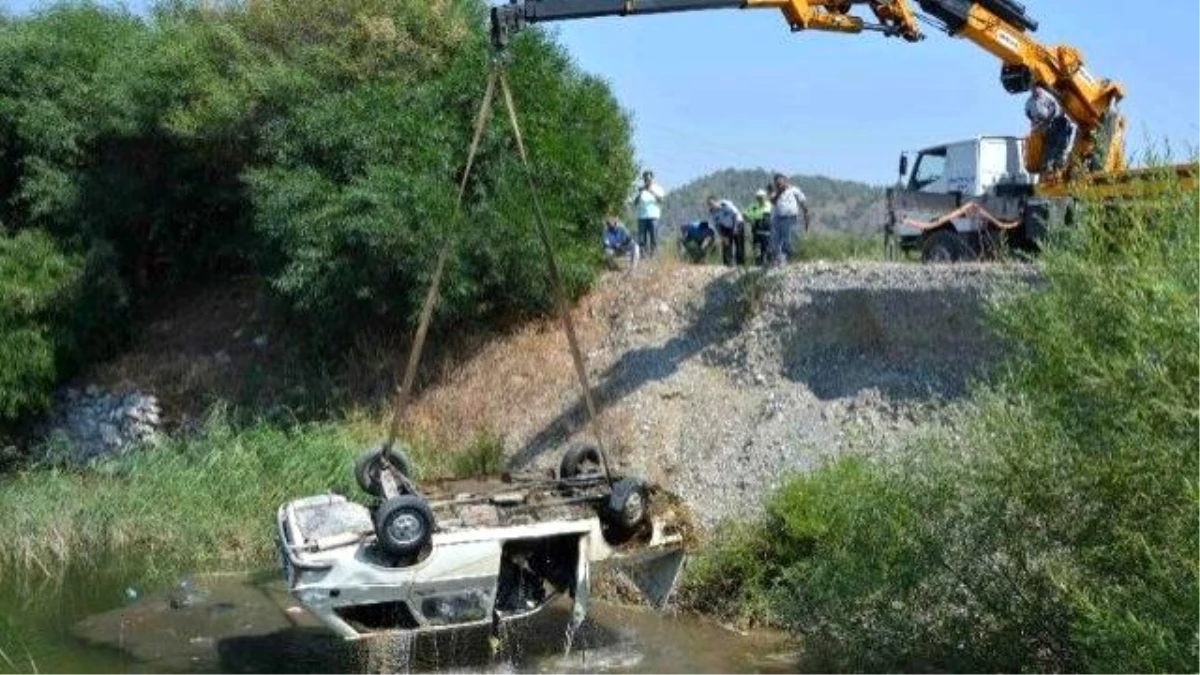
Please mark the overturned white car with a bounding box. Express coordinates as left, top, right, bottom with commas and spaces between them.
275, 444, 688, 640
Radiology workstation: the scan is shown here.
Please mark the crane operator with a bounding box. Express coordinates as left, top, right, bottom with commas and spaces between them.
1025, 84, 1073, 173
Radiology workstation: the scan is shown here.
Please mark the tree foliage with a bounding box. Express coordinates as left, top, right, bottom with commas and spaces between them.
0, 0, 635, 424
0, 230, 79, 421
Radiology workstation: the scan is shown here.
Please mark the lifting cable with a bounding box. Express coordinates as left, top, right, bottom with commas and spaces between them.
383, 63, 612, 484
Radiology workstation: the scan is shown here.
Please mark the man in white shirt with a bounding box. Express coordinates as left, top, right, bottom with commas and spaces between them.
769, 172, 811, 265
706, 195, 746, 267
1025, 85, 1073, 172
1024, 84, 1060, 128
631, 170, 666, 258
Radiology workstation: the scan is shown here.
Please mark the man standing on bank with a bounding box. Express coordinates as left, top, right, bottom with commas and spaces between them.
745, 187, 773, 266
769, 172, 811, 265
632, 170, 666, 258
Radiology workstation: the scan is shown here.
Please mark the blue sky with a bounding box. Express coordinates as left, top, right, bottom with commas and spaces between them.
546, 0, 1199, 186
5, 0, 1197, 186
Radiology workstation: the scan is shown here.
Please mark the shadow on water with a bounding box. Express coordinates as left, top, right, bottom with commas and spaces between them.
214, 601, 649, 674
509, 276, 743, 470
10, 566, 799, 674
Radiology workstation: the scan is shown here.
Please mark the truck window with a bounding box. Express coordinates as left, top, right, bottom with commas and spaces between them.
909, 148, 947, 191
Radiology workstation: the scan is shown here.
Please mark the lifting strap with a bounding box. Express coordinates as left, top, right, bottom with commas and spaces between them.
496, 68, 612, 483
384, 71, 496, 450
384, 64, 611, 483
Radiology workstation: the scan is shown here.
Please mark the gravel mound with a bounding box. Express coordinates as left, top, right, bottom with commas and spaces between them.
503, 262, 1037, 530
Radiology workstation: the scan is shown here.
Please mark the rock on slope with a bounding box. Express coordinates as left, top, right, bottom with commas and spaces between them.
407, 261, 1036, 529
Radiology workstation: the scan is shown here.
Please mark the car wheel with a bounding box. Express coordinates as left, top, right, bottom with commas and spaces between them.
559, 443, 603, 480
604, 477, 648, 530
921, 229, 972, 264
374, 494, 434, 559
354, 445, 413, 497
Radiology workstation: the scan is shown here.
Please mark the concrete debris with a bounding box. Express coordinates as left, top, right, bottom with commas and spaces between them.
42, 386, 164, 465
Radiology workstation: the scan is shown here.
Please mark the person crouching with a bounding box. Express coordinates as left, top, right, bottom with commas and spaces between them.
679, 220, 716, 263
603, 215, 640, 271
706, 195, 746, 267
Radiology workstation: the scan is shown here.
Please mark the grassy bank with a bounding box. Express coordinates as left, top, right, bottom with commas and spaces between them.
681, 177, 1199, 672
0, 405, 514, 584
0, 412, 372, 582
794, 231, 885, 262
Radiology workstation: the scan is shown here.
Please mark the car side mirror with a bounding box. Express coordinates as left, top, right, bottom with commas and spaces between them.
898, 154, 909, 179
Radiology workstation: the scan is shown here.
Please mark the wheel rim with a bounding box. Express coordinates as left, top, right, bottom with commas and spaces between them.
624, 491, 645, 524
927, 245, 953, 263
387, 513, 425, 546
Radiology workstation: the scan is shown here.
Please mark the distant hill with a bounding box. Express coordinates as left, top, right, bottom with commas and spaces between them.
655, 168, 885, 235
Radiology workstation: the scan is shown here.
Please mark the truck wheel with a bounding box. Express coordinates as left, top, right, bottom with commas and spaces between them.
374, 494, 434, 559
921, 230, 971, 264
354, 445, 413, 497
559, 443, 603, 480
604, 477, 648, 530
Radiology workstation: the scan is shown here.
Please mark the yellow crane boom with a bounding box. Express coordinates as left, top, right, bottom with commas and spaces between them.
491, 0, 1129, 187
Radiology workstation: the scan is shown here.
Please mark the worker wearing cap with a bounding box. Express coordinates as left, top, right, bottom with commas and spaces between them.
769, 173, 810, 265
744, 188, 773, 266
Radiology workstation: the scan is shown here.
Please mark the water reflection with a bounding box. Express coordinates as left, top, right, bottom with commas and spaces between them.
6, 570, 798, 674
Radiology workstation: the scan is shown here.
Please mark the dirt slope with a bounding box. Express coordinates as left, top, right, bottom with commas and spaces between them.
408, 259, 1036, 528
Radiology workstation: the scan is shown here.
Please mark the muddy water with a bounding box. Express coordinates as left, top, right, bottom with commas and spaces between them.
0, 569, 800, 673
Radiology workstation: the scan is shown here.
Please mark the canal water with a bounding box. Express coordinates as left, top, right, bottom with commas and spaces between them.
0, 568, 801, 673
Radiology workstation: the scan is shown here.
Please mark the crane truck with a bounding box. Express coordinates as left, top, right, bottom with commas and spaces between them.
491, 0, 1197, 262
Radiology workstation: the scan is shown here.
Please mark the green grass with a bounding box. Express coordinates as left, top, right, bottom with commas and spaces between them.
0, 410, 386, 582
0, 405, 527, 583
681, 173, 1199, 672
725, 269, 782, 329
793, 231, 885, 262
450, 428, 507, 479
675, 231, 887, 266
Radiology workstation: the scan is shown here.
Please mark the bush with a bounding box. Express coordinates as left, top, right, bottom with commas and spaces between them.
975, 176, 1199, 672
250, 29, 635, 343
0, 0, 637, 430
0, 230, 80, 422
685, 176, 1199, 672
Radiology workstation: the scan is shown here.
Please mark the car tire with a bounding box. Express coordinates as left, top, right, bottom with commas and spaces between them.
559, 443, 603, 480
921, 229, 972, 264
604, 477, 648, 530
374, 494, 434, 560
354, 445, 413, 497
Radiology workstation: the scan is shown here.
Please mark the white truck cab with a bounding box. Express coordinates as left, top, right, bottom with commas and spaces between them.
904, 136, 1032, 198
888, 136, 1055, 262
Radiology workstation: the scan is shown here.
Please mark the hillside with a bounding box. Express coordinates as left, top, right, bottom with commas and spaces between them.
657, 168, 886, 235
406, 260, 1034, 527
